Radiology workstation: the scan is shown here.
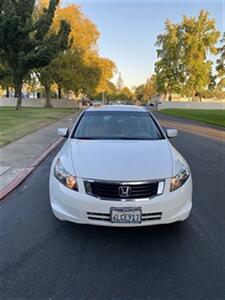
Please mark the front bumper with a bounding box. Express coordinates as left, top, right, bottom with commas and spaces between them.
49, 176, 192, 227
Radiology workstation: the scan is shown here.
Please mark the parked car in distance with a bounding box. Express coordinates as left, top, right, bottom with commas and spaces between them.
50, 105, 192, 226
92, 100, 102, 106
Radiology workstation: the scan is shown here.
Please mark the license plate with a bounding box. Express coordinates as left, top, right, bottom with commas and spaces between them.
110, 207, 142, 224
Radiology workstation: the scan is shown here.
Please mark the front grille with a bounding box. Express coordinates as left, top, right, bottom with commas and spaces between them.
84, 180, 163, 200
87, 211, 162, 222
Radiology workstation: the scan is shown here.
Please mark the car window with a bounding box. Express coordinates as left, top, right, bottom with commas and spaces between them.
73, 111, 164, 140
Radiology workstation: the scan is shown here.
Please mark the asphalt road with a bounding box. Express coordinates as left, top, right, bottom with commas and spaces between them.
0, 113, 224, 300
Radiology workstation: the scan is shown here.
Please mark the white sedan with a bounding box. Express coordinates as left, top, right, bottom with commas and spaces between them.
49, 105, 192, 226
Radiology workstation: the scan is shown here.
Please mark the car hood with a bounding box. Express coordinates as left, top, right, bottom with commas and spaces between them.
69, 139, 173, 181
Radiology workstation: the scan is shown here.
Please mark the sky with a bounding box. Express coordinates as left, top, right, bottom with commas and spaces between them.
62, 0, 224, 88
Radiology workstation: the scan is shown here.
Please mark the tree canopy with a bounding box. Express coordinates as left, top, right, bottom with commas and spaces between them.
0, 3, 223, 107
155, 21, 183, 100
181, 11, 220, 100
0, 0, 70, 109
155, 10, 220, 101
135, 75, 156, 103
216, 33, 225, 88
35, 2, 115, 106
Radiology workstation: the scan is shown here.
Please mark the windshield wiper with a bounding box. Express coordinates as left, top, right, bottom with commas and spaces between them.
75, 137, 95, 140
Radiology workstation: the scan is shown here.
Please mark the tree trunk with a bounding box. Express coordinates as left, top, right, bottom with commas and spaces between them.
168, 92, 172, 102
199, 93, 202, 102
192, 90, 195, 102
102, 92, 105, 104
45, 85, 53, 108
6, 86, 10, 98
58, 85, 62, 99
15, 82, 23, 110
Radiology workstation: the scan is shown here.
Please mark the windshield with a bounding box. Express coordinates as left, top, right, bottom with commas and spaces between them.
73, 111, 164, 140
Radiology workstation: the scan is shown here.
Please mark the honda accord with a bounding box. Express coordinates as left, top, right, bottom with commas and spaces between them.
49, 105, 192, 226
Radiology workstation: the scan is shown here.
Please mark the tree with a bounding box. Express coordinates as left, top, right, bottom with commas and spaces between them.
91, 55, 116, 101
155, 10, 220, 101
181, 10, 220, 101
0, 0, 70, 110
155, 20, 183, 101
36, 49, 101, 107
114, 86, 133, 102
216, 33, 225, 89
134, 75, 156, 103
35, 65, 55, 107
52, 4, 99, 53
208, 71, 217, 91
134, 84, 145, 102
35, 2, 108, 105
0, 58, 13, 97
144, 75, 157, 100
50, 3, 101, 99
119, 87, 133, 100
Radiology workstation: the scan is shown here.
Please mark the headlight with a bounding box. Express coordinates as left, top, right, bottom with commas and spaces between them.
54, 158, 78, 191
170, 165, 190, 191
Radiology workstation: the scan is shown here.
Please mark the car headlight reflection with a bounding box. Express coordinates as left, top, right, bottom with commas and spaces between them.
54, 158, 78, 191
170, 166, 190, 192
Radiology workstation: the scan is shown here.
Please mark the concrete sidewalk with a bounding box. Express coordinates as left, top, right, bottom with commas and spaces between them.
0, 112, 80, 198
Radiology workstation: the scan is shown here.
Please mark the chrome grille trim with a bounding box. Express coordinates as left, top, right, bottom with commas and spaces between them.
84, 179, 165, 201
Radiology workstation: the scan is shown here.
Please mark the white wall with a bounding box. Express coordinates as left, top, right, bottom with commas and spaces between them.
0, 97, 79, 108
158, 101, 224, 110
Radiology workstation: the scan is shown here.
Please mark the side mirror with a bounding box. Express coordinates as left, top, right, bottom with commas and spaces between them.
57, 128, 69, 138
166, 129, 178, 138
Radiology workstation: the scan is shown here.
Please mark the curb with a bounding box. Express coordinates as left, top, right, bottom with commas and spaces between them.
0, 137, 63, 201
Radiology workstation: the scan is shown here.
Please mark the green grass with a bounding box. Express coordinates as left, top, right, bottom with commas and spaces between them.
160, 109, 225, 128
0, 107, 79, 147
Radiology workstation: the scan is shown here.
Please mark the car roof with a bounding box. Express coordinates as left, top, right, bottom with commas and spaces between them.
86, 105, 147, 112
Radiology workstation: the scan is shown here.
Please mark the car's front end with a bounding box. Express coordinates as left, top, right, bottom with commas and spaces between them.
49, 106, 192, 227
50, 170, 192, 227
